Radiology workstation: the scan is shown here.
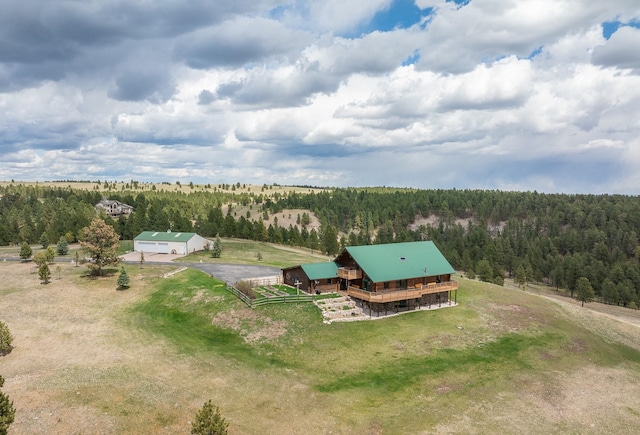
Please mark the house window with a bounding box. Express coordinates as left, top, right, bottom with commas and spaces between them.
383, 281, 389, 289
327, 278, 333, 285
396, 279, 407, 289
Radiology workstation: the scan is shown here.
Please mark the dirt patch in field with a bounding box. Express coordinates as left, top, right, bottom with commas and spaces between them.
478, 301, 546, 335
435, 383, 460, 395
182, 289, 222, 305
211, 308, 288, 344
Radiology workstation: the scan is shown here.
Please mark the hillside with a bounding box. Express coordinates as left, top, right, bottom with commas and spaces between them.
1, 182, 640, 313
1, 261, 639, 434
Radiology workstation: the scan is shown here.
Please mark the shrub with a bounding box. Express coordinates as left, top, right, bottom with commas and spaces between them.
235, 281, 257, 300
466, 269, 476, 280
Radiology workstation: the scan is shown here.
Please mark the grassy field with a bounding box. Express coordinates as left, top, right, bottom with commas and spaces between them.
177, 238, 332, 267
0, 180, 326, 197
1, 262, 640, 434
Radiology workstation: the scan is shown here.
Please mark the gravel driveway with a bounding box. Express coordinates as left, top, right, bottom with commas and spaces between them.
119, 253, 280, 283
186, 262, 281, 284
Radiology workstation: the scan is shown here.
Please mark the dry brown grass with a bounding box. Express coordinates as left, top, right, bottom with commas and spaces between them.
2, 264, 640, 434
0, 262, 333, 434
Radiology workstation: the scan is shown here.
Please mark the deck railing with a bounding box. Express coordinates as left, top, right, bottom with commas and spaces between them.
338, 267, 362, 280
347, 281, 458, 303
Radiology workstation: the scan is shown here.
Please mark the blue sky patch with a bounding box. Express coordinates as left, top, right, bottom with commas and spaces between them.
402, 49, 421, 66
343, 0, 434, 37
603, 20, 640, 39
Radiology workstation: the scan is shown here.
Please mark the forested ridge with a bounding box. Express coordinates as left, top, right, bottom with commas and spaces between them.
1, 183, 639, 308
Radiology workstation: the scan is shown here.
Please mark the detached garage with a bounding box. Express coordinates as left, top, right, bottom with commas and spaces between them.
134, 231, 209, 256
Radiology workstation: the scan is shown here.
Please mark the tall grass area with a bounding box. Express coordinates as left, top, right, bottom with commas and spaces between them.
131, 270, 640, 433
129, 269, 285, 369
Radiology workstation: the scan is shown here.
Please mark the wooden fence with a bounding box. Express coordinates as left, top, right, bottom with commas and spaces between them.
246, 275, 282, 287
225, 283, 316, 308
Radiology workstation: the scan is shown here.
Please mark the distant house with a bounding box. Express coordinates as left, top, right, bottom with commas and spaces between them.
95, 199, 134, 218
134, 231, 209, 255
283, 241, 458, 315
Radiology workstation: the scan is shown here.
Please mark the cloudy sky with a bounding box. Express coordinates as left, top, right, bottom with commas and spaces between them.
1, 0, 639, 193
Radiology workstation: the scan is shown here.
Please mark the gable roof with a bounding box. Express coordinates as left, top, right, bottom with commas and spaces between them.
343, 241, 454, 283
300, 262, 338, 280
134, 231, 199, 243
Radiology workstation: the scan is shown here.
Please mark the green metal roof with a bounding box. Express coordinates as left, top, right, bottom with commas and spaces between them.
344, 241, 455, 283
134, 231, 199, 243
300, 262, 338, 280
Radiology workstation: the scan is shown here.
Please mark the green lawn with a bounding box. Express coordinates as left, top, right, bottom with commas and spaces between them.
175, 238, 332, 267
130, 269, 640, 433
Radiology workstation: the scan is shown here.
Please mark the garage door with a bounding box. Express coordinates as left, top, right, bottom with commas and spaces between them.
157, 243, 169, 254
137, 242, 156, 253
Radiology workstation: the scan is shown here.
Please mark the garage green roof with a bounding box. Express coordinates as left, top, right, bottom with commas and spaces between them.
300, 262, 338, 280
344, 241, 454, 283
134, 231, 198, 243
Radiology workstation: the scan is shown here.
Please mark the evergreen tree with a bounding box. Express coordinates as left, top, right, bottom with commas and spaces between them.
45, 246, 56, 264
117, 267, 130, 290
476, 259, 493, 283
0, 375, 16, 435
38, 263, 51, 284
191, 400, 228, 435
515, 264, 527, 290
211, 235, 222, 258
575, 277, 595, 307
56, 236, 69, 255
0, 322, 13, 356
39, 232, 49, 249
19, 242, 32, 261
33, 251, 48, 267
321, 225, 339, 256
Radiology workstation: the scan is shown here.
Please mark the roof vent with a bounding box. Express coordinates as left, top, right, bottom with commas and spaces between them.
399, 257, 406, 261
167, 229, 171, 233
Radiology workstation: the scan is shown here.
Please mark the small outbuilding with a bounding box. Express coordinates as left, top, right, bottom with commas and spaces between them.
282, 262, 339, 294
134, 231, 209, 255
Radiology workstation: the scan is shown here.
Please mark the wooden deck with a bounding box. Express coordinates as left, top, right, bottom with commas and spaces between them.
338, 267, 362, 280
347, 281, 458, 303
